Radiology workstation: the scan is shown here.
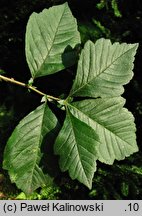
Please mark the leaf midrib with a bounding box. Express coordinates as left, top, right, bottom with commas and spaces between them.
28, 104, 46, 189
68, 102, 134, 147
67, 109, 90, 185
71, 44, 136, 96
34, 4, 67, 77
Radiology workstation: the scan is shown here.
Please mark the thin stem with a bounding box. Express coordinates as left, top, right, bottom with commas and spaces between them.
0, 74, 60, 101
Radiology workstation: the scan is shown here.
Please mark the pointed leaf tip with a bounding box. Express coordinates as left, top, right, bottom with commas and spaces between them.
70, 38, 139, 98
26, 3, 81, 79
3, 103, 59, 194
69, 97, 138, 165
54, 110, 99, 188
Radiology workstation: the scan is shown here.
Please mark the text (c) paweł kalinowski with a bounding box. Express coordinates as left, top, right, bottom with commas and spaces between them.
20, 202, 104, 212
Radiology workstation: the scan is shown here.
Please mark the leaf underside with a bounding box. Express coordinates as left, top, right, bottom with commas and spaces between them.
54, 110, 99, 189
26, 2, 81, 79
70, 38, 138, 98
3, 103, 59, 194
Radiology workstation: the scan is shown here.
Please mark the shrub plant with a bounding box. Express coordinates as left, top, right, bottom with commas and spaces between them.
0, 2, 139, 194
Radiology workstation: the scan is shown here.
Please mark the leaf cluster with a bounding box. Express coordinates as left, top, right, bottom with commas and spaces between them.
2, 2, 139, 194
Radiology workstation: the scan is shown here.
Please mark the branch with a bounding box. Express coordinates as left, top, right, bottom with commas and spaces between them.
0, 75, 60, 101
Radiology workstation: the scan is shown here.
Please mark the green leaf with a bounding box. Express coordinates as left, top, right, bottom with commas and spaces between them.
26, 2, 80, 79
68, 97, 138, 164
0, 69, 6, 75
54, 110, 99, 189
111, 0, 122, 18
3, 103, 59, 194
121, 182, 129, 197
70, 39, 138, 98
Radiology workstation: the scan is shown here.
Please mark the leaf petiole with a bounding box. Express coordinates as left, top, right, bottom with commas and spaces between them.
0, 74, 60, 102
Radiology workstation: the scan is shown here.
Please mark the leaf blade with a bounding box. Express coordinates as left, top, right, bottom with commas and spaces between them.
26, 2, 80, 79
69, 97, 138, 164
3, 103, 59, 194
54, 110, 99, 189
70, 39, 138, 98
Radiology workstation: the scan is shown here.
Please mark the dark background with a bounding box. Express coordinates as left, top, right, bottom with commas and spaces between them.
0, 0, 142, 199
